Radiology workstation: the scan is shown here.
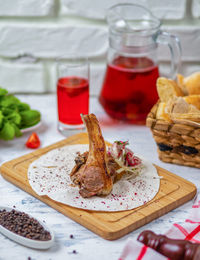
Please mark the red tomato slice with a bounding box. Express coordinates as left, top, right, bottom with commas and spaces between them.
26, 132, 40, 149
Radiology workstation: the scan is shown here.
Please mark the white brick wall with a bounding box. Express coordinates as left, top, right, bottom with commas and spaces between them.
192, 0, 200, 18
60, 0, 187, 20
0, 0, 199, 95
159, 26, 200, 61
0, 0, 55, 16
0, 25, 108, 58
0, 59, 45, 93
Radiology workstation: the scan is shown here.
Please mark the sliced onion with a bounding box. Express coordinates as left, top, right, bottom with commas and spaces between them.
115, 159, 142, 175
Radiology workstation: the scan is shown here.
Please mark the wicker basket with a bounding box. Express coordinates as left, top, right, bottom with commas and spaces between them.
146, 102, 200, 168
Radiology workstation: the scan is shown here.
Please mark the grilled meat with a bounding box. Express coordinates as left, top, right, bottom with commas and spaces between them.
70, 114, 113, 198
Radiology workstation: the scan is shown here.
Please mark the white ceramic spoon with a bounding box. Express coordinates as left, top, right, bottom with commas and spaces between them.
0, 206, 54, 249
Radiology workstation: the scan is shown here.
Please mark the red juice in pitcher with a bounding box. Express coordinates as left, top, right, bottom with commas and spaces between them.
99, 56, 159, 124
57, 76, 89, 125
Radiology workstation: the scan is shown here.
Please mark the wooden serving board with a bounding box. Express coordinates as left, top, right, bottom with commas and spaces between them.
0, 133, 197, 240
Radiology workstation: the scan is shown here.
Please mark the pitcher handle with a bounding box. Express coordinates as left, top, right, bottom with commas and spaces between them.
156, 31, 182, 79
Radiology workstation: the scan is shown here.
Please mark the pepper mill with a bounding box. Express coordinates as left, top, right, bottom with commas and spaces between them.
137, 230, 200, 260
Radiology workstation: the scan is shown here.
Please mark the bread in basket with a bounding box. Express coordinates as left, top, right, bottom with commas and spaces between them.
146, 72, 200, 168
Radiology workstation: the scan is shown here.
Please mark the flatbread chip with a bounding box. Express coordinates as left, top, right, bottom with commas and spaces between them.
177, 72, 200, 95
172, 97, 189, 114
177, 74, 188, 95
158, 73, 200, 124
183, 95, 200, 110
165, 97, 200, 122
156, 102, 172, 122
157, 77, 183, 102
165, 97, 189, 114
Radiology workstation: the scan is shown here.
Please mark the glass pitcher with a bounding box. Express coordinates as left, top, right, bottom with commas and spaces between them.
99, 3, 181, 124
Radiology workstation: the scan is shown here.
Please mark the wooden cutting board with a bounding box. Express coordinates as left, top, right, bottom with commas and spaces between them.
0, 133, 197, 240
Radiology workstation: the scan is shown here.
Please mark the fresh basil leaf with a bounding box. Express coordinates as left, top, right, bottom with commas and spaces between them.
0, 88, 8, 96
0, 111, 3, 129
0, 87, 41, 140
0, 121, 15, 140
7, 112, 21, 125
1, 107, 14, 116
12, 124, 22, 137
1, 95, 20, 107
17, 102, 30, 111
20, 110, 41, 128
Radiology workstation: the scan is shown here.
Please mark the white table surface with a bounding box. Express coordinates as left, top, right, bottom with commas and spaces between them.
0, 95, 199, 260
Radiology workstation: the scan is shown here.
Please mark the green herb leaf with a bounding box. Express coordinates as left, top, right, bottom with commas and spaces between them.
12, 124, 22, 137
114, 140, 129, 146
7, 112, 21, 125
0, 121, 15, 140
20, 110, 41, 128
17, 102, 30, 111
0, 95, 20, 108
0, 111, 4, 129
0, 88, 8, 96
0, 87, 41, 141
1, 107, 14, 116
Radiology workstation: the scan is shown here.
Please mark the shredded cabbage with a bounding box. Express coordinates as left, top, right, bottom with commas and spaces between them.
108, 141, 143, 178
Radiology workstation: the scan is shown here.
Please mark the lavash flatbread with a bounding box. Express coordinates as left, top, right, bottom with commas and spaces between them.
28, 144, 160, 212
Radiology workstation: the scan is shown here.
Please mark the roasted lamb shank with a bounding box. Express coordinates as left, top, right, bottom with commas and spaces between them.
70, 114, 113, 198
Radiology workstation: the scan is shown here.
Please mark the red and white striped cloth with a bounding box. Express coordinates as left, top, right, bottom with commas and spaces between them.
119, 194, 200, 260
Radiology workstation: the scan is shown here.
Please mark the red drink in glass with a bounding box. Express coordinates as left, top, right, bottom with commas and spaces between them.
99, 56, 159, 124
57, 76, 89, 125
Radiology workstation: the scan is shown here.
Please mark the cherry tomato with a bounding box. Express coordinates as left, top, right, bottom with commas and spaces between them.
26, 132, 40, 149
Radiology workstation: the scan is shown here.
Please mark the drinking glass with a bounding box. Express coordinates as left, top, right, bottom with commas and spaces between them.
56, 56, 89, 136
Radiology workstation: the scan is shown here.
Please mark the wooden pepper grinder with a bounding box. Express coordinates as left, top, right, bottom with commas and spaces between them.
137, 230, 200, 260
